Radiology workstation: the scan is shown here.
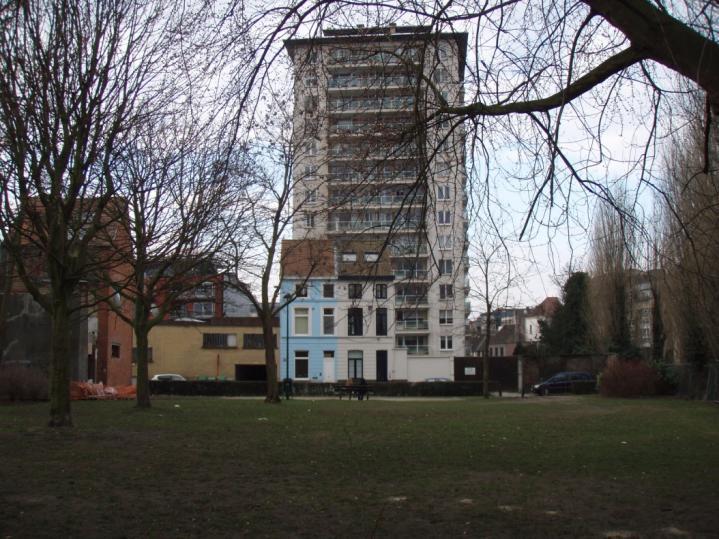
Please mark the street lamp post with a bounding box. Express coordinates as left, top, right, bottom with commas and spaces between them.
283, 293, 292, 400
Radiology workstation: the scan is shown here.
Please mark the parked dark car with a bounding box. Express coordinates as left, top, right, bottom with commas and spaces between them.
531, 371, 596, 395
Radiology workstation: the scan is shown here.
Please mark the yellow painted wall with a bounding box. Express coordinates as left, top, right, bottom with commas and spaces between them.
140, 323, 278, 380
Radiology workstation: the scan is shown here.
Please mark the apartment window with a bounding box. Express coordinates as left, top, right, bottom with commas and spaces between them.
437, 185, 451, 200
348, 283, 363, 299
294, 307, 310, 335
348, 350, 363, 379
243, 333, 277, 349
376, 308, 388, 336
304, 212, 315, 228
439, 284, 453, 299
305, 188, 318, 203
295, 350, 309, 379
440, 335, 453, 351
111, 343, 121, 358
304, 75, 318, 87
322, 308, 335, 336
437, 210, 451, 225
323, 283, 335, 298
348, 308, 363, 336
375, 283, 387, 299
342, 252, 357, 262
365, 252, 379, 262
438, 235, 453, 250
295, 284, 307, 297
439, 309, 453, 325
202, 333, 237, 348
303, 164, 318, 177
438, 259, 453, 275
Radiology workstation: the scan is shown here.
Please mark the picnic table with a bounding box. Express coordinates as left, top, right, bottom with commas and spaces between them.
334, 378, 372, 400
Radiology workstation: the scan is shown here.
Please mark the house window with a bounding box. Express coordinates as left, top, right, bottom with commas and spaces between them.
304, 212, 315, 228
376, 308, 388, 336
202, 333, 237, 348
243, 333, 277, 349
294, 307, 310, 335
437, 210, 451, 225
437, 185, 451, 200
323, 283, 335, 298
375, 283, 387, 299
439, 309, 453, 325
295, 284, 308, 297
348, 283, 363, 299
348, 350, 363, 379
348, 308, 363, 336
438, 259, 453, 275
365, 252, 379, 262
342, 252, 357, 262
193, 302, 215, 318
295, 350, 309, 379
439, 284, 453, 299
111, 343, 121, 358
323, 308, 335, 335
440, 335, 453, 351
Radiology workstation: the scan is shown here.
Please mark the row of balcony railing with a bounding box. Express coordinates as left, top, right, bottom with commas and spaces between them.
328, 95, 415, 113
327, 169, 418, 182
328, 193, 424, 206
327, 219, 421, 232
328, 48, 420, 65
329, 145, 418, 160
328, 74, 415, 90
329, 119, 417, 135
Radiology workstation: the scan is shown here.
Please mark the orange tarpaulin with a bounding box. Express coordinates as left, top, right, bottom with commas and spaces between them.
70, 382, 136, 400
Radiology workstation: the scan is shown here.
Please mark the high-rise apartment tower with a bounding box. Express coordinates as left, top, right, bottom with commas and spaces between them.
285, 25, 468, 379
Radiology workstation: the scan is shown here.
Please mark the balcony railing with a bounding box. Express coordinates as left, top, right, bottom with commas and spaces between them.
395, 295, 428, 306
327, 219, 421, 232
393, 269, 429, 280
328, 96, 415, 113
327, 170, 418, 183
398, 344, 430, 355
329, 193, 424, 206
329, 120, 416, 136
329, 147, 418, 160
389, 244, 428, 256
395, 319, 429, 331
328, 74, 413, 90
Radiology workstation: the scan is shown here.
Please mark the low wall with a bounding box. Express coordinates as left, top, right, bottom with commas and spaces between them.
150, 380, 499, 397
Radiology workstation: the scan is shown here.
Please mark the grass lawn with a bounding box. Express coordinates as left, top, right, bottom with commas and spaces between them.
0, 395, 717, 538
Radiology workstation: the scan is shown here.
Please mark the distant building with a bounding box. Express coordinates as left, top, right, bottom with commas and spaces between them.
141, 317, 279, 381
467, 297, 560, 357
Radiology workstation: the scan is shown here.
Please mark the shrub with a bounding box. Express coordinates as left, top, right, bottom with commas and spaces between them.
599, 357, 659, 398
0, 364, 49, 401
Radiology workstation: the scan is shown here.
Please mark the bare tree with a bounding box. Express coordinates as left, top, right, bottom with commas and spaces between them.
220, 92, 325, 403
0, 1, 193, 426
588, 194, 639, 355
659, 92, 719, 368
99, 111, 251, 408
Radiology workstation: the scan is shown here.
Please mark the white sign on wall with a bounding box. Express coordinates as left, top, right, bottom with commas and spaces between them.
464, 367, 476, 375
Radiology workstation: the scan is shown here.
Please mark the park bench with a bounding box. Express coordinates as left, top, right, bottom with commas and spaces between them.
334, 378, 372, 400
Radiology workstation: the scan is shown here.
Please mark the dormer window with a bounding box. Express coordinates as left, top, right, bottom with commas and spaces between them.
365, 252, 379, 262
342, 252, 357, 262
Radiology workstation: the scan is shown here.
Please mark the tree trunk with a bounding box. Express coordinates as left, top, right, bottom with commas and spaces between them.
483, 310, 491, 399
134, 320, 151, 409
263, 313, 280, 403
48, 297, 73, 427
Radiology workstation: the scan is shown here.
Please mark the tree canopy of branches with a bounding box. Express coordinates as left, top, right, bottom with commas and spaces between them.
0, 0, 189, 426
540, 272, 592, 355
659, 94, 719, 368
